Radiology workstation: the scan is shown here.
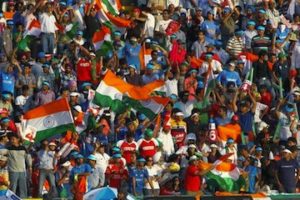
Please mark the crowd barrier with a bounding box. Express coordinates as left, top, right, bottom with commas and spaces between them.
22, 193, 300, 200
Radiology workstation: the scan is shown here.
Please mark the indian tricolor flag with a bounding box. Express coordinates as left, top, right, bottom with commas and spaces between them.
24, 19, 41, 37
124, 96, 169, 120
199, 154, 245, 192
93, 70, 165, 115
92, 26, 113, 56
21, 98, 74, 143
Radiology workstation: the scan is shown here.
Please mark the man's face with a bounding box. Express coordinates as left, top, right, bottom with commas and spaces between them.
162, 11, 169, 20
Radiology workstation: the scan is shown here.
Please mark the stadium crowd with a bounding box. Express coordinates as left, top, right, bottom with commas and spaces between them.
0, 0, 300, 199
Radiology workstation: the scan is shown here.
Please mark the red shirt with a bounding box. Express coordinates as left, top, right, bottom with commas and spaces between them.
77, 58, 92, 82
185, 165, 201, 192
138, 139, 158, 158
105, 164, 128, 188
117, 140, 137, 164
260, 91, 272, 108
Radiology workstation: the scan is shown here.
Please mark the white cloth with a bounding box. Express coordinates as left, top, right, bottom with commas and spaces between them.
39, 13, 57, 33
198, 60, 223, 81
143, 13, 156, 38
254, 102, 268, 123
155, 19, 172, 34
158, 130, 175, 157
144, 165, 161, 189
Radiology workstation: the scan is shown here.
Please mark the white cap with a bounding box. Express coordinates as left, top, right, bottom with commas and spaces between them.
189, 155, 198, 161
73, 105, 82, 113
90, 52, 96, 57
188, 144, 197, 149
257, 121, 269, 132
175, 112, 184, 116
186, 133, 196, 141
70, 92, 80, 97
62, 161, 71, 167
191, 112, 199, 118
210, 144, 218, 148
282, 149, 292, 154
49, 142, 56, 146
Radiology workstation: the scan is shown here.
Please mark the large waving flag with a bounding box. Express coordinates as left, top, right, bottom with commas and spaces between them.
198, 154, 245, 192
92, 26, 113, 57
24, 19, 41, 37
93, 70, 165, 114
21, 98, 75, 143
124, 96, 169, 120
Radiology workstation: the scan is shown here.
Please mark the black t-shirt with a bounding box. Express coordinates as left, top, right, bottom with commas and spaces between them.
253, 60, 271, 83
84, 15, 101, 39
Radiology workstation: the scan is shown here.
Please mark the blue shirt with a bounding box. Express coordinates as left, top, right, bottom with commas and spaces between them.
129, 167, 149, 194
276, 158, 299, 188
201, 20, 219, 43
125, 43, 141, 71
245, 165, 258, 193
238, 111, 254, 133
70, 163, 92, 184
0, 72, 15, 94
216, 70, 242, 87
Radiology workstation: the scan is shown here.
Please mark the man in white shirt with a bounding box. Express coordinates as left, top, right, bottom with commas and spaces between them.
39, 2, 57, 54
143, 9, 156, 38
93, 142, 110, 181
158, 125, 174, 158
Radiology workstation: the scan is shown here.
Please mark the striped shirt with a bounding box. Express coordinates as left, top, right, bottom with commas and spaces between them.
251, 35, 271, 53
226, 36, 244, 57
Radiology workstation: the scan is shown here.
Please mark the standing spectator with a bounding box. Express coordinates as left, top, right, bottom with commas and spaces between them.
7, 134, 32, 198
37, 140, 58, 198
191, 30, 208, 59
87, 154, 104, 190
137, 129, 159, 158
16, 63, 36, 96
275, 149, 300, 193
226, 30, 245, 58
39, 2, 57, 54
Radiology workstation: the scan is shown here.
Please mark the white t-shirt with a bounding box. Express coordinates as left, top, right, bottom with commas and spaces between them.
155, 19, 172, 34
94, 152, 110, 171
15, 95, 29, 106
279, 112, 293, 141
144, 165, 161, 189
198, 60, 223, 81
254, 102, 268, 123
158, 130, 174, 157
39, 13, 57, 33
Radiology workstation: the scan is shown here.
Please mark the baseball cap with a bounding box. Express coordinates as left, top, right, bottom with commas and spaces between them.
146, 63, 154, 70
257, 26, 265, 31
42, 81, 50, 87
137, 157, 146, 162
175, 112, 184, 116
38, 52, 46, 58
188, 144, 197, 149
282, 149, 292, 154
87, 154, 97, 161
112, 153, 122, 158
62, 161, 71, 167
1, 117, 10, 123
189, 155, 198, 161
49, 142, 56, 146
144, 129, 153, 137
70, 92, 80, 97
73, 105, 82, 113
256, 147, 263, 151
247, 21, 256, 26
81, 82, 92, 88
227, 138, 234, 144
75, 154, 84, 159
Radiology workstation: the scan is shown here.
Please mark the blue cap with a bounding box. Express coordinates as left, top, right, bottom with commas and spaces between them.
112, 153, 122, 158
2, 93, 10, 99
257, 26, 265, 31
237, 60, 244, 64
0, 13, 3, 18
128, 64, 136, 69
170, 34, 177, 38
1, 117, 10, 123
42, 81, 50, 87
38, 52, 46, 58
138, 113, 146, 121
7, 20, 14, 25
59, 1, 67, 6
114, 31, 121, 36
256, 147, 263, 151
170, 94, 178, 100
146, 63, 154, 70
87, 154, 97, 161
42, 64, 50, 68
189, 69, 198, 75
284, 104, 294, 113
247, 21, 256, 26
137, 158, 146, 162
112, 147, 121, 152
82, 82, 92, 88
151, 40, 159, 45
70, 151, 79, 157
259, 9, 266, 14
238, 156, 246, 162
227, 138, 234, 144
75, 154, 84, 159
76, 30, 83, 36
235, 29, 244, 35
205, 53, 213, 59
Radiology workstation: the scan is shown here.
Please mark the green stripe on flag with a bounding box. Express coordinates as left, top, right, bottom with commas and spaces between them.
102, 0, 118, 15
93, 93, 127, 113
17, 35, 33, 52
35, 123, 75, 142
95, 40, 114, 58
206, 171, 245, 192
123, 97, 157, 120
